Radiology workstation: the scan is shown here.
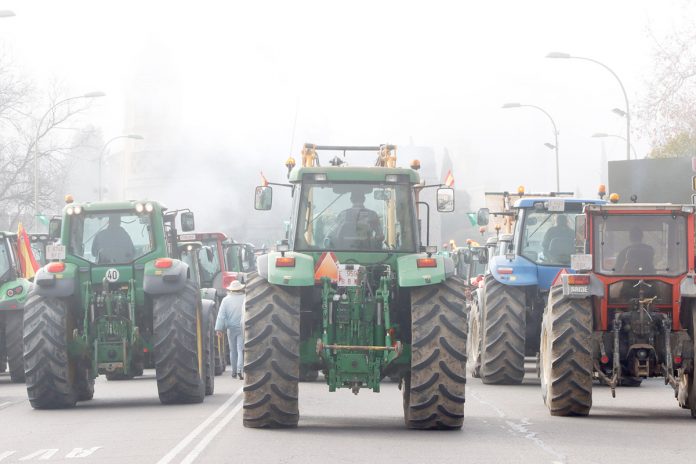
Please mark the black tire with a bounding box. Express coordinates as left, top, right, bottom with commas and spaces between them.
105, 372, 134, 381
203, 302, 215, 396
6, 310, 25, 383
243, 273, 300, 428
74, 364, 95, 402
479, 275, 526, 385
404, 279, 467, 430
23, 295, 78, 409
153, 280, 206, 405
214, 332, 226, 376
690, 310, 696, 418
540, 285, 593, 416
467, 293, 482, 378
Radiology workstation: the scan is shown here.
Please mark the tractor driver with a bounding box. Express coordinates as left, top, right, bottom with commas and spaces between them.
541, 214, 574, 261
91, 214, 136, 264
615, 227, 655, 273
328, 190, 384, 250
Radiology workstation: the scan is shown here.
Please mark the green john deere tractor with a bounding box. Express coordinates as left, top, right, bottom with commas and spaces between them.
23, 200, 215, 408
246, 144, 466, 429
0, 232, 32, 381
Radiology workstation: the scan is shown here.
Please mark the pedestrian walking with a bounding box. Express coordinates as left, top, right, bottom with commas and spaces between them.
215, 280, 246, 379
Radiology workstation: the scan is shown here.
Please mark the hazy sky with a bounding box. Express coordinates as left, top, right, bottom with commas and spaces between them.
0, 0, 689, 205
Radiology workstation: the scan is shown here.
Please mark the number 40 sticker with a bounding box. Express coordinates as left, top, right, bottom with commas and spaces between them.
105, 268, 120, 283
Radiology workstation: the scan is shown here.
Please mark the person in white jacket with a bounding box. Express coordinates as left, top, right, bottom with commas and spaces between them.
215, 280, 246, 379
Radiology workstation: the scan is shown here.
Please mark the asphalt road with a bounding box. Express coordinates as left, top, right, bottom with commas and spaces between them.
0, 362, 694, 464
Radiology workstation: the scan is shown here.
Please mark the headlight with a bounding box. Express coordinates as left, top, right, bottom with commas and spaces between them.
135, 203, 144, 213
145, 202, 154, 212
73, 205, 82, 215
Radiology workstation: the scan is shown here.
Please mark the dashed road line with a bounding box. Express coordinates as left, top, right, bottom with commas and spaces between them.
156, 388, 243, 464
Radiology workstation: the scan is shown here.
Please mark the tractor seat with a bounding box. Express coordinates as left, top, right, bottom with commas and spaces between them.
547, 236, 574, 264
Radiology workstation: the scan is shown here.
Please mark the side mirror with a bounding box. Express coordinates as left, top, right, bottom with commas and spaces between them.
49, 218, 62, 240
575, 214, 587, 248
477, 208, 490, 226
180, 212, 195, 232
436, 188, 455, 212
255, 186, 273, 210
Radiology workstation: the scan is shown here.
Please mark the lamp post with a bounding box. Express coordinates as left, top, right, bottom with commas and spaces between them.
591, 132, 638, 159
98, 134, 144, 201
33, 91, 105, 229
546, 52, 631, 161
502, 102, 560, 191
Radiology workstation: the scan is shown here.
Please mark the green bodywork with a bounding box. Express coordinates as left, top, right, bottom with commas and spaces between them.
0, 232, 32, 311
34, 200, 190, 378
261, 165, 453, 392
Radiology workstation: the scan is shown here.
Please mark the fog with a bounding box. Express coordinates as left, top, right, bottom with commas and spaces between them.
0, 0, 686, 244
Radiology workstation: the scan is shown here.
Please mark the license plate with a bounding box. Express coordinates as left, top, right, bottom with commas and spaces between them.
45, 244, 66, 260
570, 285, 589, 294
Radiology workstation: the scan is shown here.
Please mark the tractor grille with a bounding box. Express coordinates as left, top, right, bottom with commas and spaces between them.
608, 280, 672, 305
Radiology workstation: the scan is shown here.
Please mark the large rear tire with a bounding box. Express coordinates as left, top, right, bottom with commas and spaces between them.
467, 293, 482, 378
6, 310, 25, 383
540, 285, 593, 416
479, 275, 526, 385
153, 280, 206, 404
404, 279, 467, 430
203, 302, 215, 396
243, 272, 300, 428
23, 295, 78, 409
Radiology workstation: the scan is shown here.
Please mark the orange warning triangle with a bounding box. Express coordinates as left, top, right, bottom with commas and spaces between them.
551, 268, 569, 287
314, 252, 339, 283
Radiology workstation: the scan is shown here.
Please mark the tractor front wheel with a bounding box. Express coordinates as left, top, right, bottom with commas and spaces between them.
23, 296, 78, 409
153, 280, 206, 404
243, 272, 300, 428
540, 285, 593, 416
479, 275, 526, 385
6, 310, 25, 383
404, 279, 467, 430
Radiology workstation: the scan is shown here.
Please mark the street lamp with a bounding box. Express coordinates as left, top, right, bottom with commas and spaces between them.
98, 134, 144, 201
591, 132, 638, 159
546, 52, 631, 161
502, 102, 560, 191
33, 91, 105, 229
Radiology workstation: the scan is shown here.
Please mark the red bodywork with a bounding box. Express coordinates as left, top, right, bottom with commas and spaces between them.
587, 209, 695, 331
177, 232, 241, 291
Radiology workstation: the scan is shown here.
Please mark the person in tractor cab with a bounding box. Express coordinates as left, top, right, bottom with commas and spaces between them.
542, 214, 574, 263
91, 214, 136, 264
215, 280, 246, 379
616, 227, 655, 274
328, 190, 384, 250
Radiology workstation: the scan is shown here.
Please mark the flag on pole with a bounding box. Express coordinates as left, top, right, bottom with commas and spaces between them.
444, 170, 454, 188
17, 223, 40, 280
260, 171, 269, 187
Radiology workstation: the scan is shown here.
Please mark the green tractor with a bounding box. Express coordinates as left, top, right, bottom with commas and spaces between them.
246, 144, 466, 429
0, 232, 32, 381
23, 200, 215, 408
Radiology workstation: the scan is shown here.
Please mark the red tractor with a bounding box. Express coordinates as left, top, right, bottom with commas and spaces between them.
540, 203, 696, 417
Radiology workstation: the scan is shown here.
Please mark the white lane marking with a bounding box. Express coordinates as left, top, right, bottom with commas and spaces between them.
156, 388, 243, 464
65, 447, 102, 458
0, 451, 16, 462
19, 449, 58, 461
0, 402, 12, 409
180, 401, 244, 464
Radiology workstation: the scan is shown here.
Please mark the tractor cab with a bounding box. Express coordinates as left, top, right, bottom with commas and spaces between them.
28, 233, 53, 266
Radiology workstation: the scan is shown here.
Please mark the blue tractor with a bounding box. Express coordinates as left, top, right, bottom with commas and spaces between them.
469, 196, 605, 384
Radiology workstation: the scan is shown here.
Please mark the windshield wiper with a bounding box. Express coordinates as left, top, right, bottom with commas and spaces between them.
528, 214, 554, 240
310, 193, 347, 226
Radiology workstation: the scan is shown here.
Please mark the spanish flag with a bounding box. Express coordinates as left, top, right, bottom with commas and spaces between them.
444, 170, 454, 188
17, 223, 40, 280
260, 171, 269, 187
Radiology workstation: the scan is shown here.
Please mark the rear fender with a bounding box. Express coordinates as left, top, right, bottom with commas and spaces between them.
33, 262, 77, 298
489, 255, 538, 287
258, 252, 314, 286
143, 259, 190, 295
0, 278, 32, 310
396, 254, 454, 287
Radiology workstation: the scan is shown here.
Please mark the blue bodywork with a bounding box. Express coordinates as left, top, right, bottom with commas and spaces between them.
489, 197, 606, 292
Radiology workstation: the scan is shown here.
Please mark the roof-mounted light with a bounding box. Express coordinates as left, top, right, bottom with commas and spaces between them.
385, 174, 399, 183
410, 159, 421, 170
66, 206, 74, 216
517, 185, 525, 195
73, 205, 82, 215
313, 174, 327, 181
145, 202, 154, 212
609, 193, 620, 203
135, 202, 145, 213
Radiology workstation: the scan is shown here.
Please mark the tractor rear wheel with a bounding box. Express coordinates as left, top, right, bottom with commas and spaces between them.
153, 280, 205, 404
467, 295, 482, 378
203, 303, 215, 396
540, 285, 593, 416
479, 275, 526, 385
404, 279, 467, 430
299, 366, 318, 382
23, 295, 78, 409
74, 363, 95, 401
6, 310, 25, 383
243, 272, 300, 428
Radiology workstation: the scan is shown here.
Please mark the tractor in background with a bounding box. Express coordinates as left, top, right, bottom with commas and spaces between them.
472, 195, 605, 384
247, 143, 466, 429
24, 200, 215, 408
29, 233, 54, 266
540, 202, 696, 417
0, 232, 32, 381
